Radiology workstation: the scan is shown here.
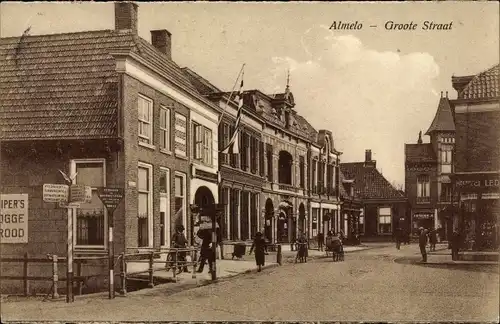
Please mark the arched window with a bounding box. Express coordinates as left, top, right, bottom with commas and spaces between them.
278, 151, 293, 185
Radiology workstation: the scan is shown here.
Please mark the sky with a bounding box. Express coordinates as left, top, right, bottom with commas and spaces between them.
1, 1, 499, 187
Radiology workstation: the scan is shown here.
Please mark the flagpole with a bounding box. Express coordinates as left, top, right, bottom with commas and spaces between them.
218, 63, 246, 127
213, 64, 245, 281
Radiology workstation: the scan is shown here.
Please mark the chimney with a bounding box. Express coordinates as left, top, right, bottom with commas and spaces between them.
364, 149, 376, 168
151, 30, 172, 59
417, 130, 423, 144
365, 149, 372, 162
115, 2, 138, 34
446, 91, 448, 98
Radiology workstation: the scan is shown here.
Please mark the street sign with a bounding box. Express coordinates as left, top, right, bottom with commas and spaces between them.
70, 185, 92, 203
97, 187, 124, 214
43, 184, 69, 203
59, 201, 81, 209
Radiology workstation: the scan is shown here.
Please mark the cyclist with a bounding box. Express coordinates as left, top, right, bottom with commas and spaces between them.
171, 224, 189, 272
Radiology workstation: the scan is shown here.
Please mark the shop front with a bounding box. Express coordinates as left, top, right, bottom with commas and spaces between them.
411, 210, 435, 235
453, 172, 500, 251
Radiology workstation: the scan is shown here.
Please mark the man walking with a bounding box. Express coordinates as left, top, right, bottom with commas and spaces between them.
451, 230, 461, 261
317, 232, 324, 251
419, 227, 428, 262
395, 227, 402, 250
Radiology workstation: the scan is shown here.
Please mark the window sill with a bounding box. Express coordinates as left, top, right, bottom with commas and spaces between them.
175, 154, 188, 160
160, 148, 172, 156
139, 142, 156, 150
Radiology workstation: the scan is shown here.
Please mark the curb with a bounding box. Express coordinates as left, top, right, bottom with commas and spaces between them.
393, 256, 499, 267
125, 263, 281, 296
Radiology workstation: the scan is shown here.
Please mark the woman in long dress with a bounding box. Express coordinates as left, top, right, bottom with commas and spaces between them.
249, 232, 267, 272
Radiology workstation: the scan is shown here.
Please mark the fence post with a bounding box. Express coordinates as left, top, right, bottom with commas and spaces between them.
172, 249, 178, 282
191, 248, 197, 279
119, 253, 127, 296
52, 254, 60, 299
23, 252, 29, 296
148, 251, 154, 288
277, 244, 282, 266
76, 260, 82, 295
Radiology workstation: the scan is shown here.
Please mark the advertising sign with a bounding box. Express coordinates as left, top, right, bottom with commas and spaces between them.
70, 185, 92, 203
0, 194, 29, 243
43, 184, 68, 203
453, 172, 500, 193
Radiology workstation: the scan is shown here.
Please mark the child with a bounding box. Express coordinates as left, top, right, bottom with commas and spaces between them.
249, 232, 268, 272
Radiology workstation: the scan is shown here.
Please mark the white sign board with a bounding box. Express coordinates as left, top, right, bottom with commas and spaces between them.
59, 201, 81, 209
0, 194, 29, 244
43, 184, 69, 203
70, 185, 92, 203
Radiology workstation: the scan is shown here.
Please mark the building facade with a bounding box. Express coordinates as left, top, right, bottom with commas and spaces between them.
451, 64, 499, 251
341, 150, 408, 240
0, 2, 221, 292
405, 93, 455, 239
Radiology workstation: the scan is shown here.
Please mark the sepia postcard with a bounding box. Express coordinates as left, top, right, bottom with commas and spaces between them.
0, 1, 499, 322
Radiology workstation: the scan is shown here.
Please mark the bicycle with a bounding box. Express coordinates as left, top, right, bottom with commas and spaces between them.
164, 251, 185, 275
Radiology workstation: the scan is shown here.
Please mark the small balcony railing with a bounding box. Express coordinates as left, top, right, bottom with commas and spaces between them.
416, 196, 431, 204
278, 183, 298, 193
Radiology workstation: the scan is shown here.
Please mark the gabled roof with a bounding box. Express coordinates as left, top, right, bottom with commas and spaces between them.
405, 143, 436, 163
0, 30, 209, 141
340, 162, 405, 200
460, 64, 499, 100
425, 97, 455, 135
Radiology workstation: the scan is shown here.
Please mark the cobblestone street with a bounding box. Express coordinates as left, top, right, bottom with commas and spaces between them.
2, 243, 498, 322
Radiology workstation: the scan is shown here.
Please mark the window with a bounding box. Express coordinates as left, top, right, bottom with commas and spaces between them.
441, 183, 452, 202
417, 175, 430, 203
241, 132, 249, 171
193, 122, 213, 165
312, 208, 319, 237
378, 207, 391, 234
138, 163, 153, 247
138, 95, 153, 145
174, 172, 187, 231
174, 113, 187, 157
72, 159, 106, 248
220, 122, 230, 164
278, 151, 293, 185
159, 105, 171, 151
358, 209, 365, 234
312, 159, 318, 194
299, 156, 305, 188
266, 144, 273, 182
159, 168, 170, 247
259, 141, 265, 176
440, 149, 452, 173
250, 136, 258, 174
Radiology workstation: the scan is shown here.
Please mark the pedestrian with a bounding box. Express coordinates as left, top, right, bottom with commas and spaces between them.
418, 227, 428, 262
451, 230, 461, 261
196, 228, 214, 273
317, 232, 324, 251
395, 227, 402, 250
171, 224, 189, 272
249, 232, 268, 272
429, 228, 438, 252
295, 232, 308, 263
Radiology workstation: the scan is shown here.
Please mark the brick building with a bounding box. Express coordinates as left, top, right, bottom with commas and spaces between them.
405, 93, 455, 239
183, 68, 265, 242
451, 64, 499, 250
0, 2, 220, 293
341, 150, 408, 239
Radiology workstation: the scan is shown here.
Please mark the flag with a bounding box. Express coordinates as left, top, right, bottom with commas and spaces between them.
221, 75, 244, 154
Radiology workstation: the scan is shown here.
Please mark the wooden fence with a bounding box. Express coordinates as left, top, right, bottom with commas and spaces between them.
0, 252, 108, 299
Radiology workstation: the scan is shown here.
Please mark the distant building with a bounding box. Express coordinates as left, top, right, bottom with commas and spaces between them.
405, 92, 455, 239
341, 150, 408, 239
451, 64, 499, 250
339, 170, 363, 243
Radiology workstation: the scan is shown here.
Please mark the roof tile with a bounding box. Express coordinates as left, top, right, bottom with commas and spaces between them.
461, 64, 499, 100
340, 162, 405, 200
